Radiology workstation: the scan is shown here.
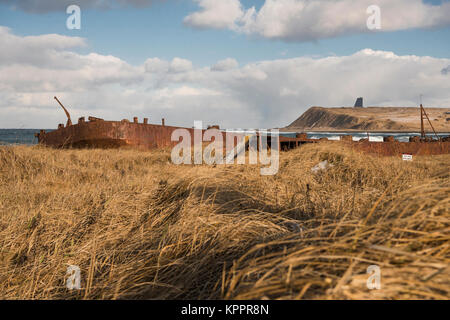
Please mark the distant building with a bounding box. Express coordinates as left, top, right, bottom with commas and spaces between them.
354, 97, 364, 108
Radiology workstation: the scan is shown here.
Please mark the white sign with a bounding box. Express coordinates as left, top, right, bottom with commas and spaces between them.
402, 154, 413, 161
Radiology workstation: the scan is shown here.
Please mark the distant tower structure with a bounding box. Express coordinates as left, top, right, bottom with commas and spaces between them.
354, 97, 364, 108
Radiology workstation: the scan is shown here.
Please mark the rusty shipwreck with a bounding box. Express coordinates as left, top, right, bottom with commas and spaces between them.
36, 97, 203, 150
36, 97, 450, 156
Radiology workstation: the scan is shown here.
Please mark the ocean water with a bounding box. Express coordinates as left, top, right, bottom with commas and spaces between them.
0, 129, 43, 145
0, 129, 448, 146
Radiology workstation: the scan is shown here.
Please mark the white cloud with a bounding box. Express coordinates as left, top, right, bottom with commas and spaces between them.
442, 65, 450, 75
169, 58, 193, 73
1, 27, 450, 129
0, 26, 86, 68
184, 0, 244, 29
211, 58, 239, 71
184, 0, 450, 42
144, 57, 169, 73
0, 27, 143, 92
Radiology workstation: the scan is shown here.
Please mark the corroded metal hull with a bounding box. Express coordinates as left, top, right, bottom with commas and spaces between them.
278, 134, 450, 156
350, 140, 450, 156
36, 118, 450, 157
36, 119, 199, 150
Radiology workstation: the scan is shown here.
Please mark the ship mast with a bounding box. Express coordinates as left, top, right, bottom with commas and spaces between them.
420, 103, 439, 140
54, 96, 72, 127
420, 104, 425, 139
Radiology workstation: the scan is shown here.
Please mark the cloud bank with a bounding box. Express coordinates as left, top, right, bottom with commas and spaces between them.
442, 65, 450, 75
184, 0, 450, 42
1, 26, 449, 129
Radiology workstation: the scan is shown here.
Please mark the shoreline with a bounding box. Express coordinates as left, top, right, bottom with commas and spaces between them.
278, 128, 450, 134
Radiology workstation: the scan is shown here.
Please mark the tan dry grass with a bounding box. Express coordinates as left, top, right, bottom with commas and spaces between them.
0, 142, 448, 299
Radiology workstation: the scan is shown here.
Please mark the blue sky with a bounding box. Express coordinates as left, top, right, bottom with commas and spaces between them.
0, 0, 449, 128
1, 0, 449, 66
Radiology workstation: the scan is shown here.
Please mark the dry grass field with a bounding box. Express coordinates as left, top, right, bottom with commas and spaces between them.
0, 143, 448, 300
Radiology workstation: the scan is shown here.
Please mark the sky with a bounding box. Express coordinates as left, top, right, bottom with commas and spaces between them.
0, 0, 449, 129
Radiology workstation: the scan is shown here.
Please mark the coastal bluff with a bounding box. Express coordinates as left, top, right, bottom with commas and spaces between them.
285, 106, 450, 132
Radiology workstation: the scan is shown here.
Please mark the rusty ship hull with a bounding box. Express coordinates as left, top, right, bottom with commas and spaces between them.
38, 119, 450, 156
36, 119, 200, 150
278, 135, 450, 156
348, 140, 450, 156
